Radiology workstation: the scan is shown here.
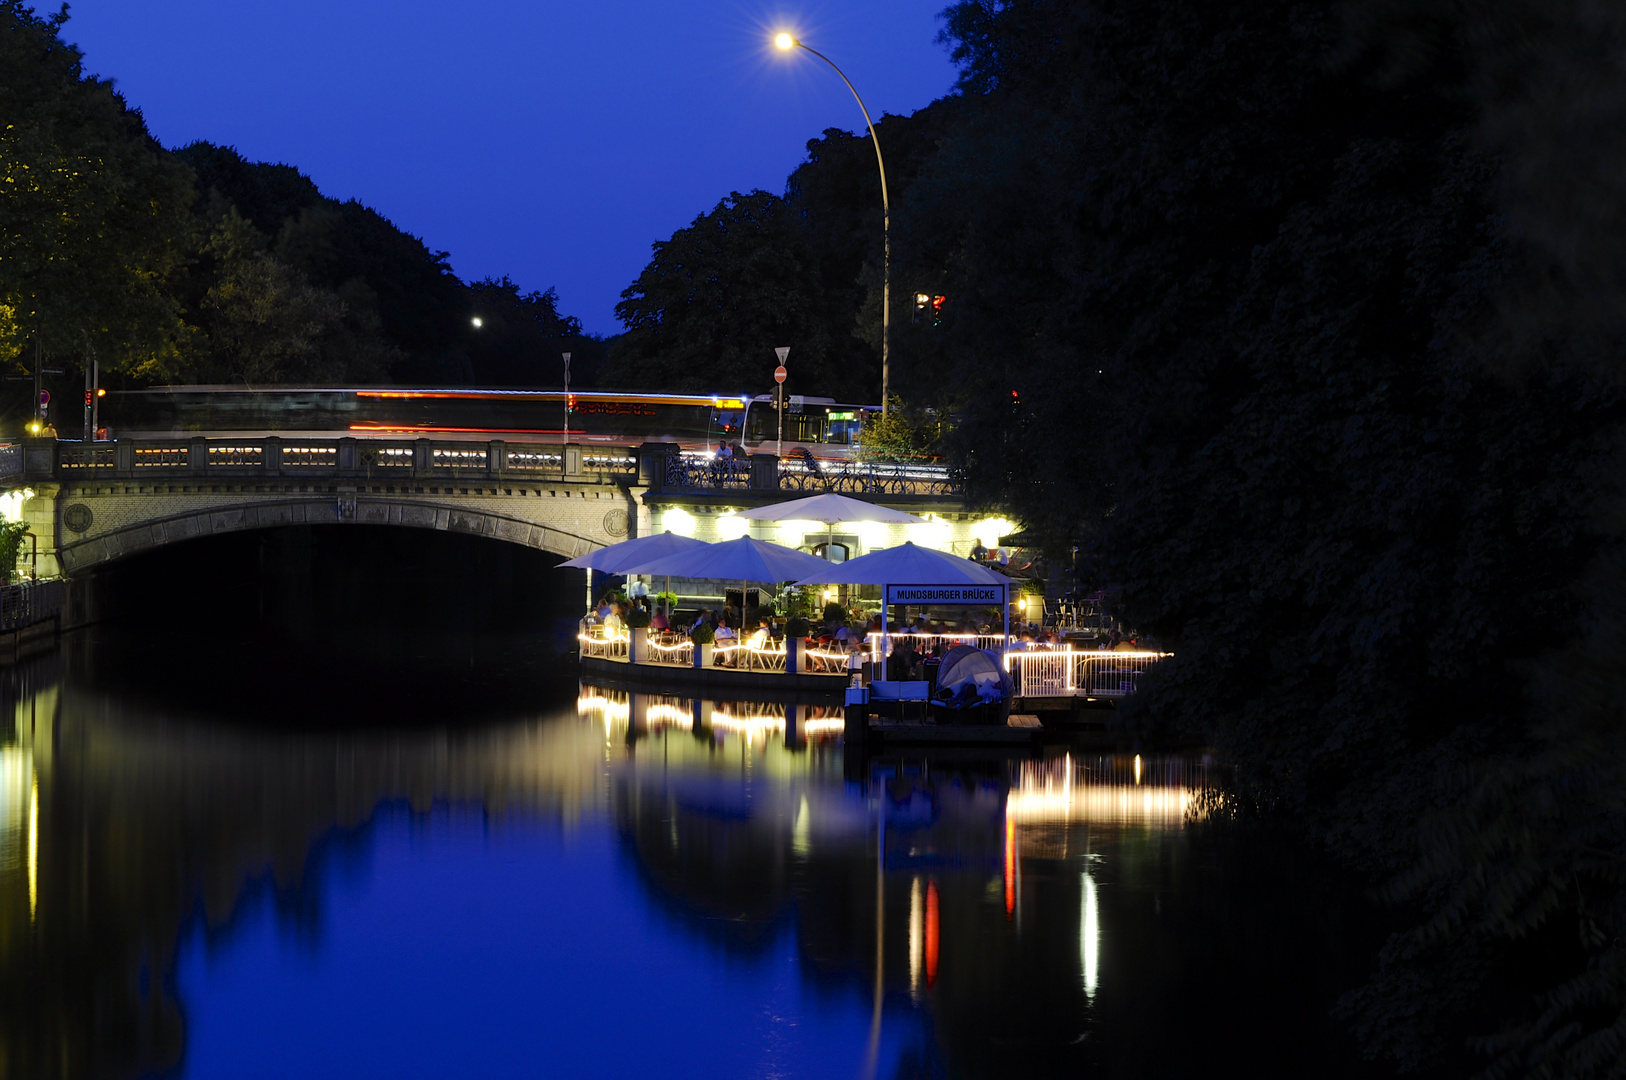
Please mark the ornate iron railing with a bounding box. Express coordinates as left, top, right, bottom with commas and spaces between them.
779, 458, 959, 497
663, 456, 752, 490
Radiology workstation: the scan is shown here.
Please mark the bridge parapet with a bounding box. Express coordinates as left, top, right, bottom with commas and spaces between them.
29, 437, 639, 485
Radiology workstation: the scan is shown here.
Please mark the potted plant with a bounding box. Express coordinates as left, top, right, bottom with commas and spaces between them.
689, 623, 715, 669
625, 605, 651, 662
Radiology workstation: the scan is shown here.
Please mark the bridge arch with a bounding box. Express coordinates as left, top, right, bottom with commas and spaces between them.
57, 496, 604, 574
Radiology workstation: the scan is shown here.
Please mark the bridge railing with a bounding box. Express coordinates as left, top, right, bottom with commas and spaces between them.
35, 437, 640, 484
779, 457, 960, 498
650, 448, 961, 497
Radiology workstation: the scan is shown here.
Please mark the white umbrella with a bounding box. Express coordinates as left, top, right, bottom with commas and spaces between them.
797, 541, 1009, 586
628, 536, 835, 623
558, 531, 709, 610
793, 541, 1012, 651
738, 492, 926, 562
557, 531, 709, 572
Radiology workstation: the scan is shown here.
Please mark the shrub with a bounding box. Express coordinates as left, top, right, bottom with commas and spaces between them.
786, 616, 810, 639
689, 624, 714, 645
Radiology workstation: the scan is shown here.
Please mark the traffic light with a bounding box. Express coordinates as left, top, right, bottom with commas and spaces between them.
913, 293, 948, 325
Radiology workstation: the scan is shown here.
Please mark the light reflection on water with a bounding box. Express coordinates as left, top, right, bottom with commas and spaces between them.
0, 665, 1388, 1080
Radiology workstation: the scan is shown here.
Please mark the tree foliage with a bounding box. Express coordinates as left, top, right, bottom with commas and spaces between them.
609, 191, 839, 395
0, 1, 197, 378
0, 6, 593, 408
914, 0, 1626, 1074
466, 275, 605, 388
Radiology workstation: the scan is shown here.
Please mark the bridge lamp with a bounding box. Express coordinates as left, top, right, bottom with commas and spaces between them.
773, 31, 893, 416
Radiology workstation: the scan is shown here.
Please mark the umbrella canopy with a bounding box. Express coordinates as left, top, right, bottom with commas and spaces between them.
626, 535, 835, 583
737, 492, 927, 526
793, 541, 1009, 587
557, 531, 709, 573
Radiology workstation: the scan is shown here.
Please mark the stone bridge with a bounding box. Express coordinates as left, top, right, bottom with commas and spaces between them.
0, 437, 978, 580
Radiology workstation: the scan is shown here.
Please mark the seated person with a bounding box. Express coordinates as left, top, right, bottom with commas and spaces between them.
887, 640, 918, 681
651, 606, 670, 632
748, 618, 772, 649
602, 602, 626, 639
714, 619, 737, 662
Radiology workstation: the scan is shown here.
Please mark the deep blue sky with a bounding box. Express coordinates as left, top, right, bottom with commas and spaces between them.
59, 1, 962, 336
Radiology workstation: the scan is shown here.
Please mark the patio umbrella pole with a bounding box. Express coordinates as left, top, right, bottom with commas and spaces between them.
1003, 583, 1010, 658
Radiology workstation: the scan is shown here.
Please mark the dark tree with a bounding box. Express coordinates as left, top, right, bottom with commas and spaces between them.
466, 276, 606, 388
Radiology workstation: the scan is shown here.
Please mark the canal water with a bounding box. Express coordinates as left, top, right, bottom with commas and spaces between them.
0, 530, 1397, 1078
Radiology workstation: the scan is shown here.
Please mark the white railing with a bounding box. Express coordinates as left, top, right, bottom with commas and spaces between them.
801, 645, 853, 675
711, 640, 787, 672
1002, 648, 1170, 697
1074, 651, 1168, 697
1007, 649, 1077, 695
867, 632, 1011, 663
578, 632, 628, 661
641, 634, 693, 667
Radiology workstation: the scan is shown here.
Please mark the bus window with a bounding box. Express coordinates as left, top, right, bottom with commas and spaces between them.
826, 410, 860, 445
713, 409, 741, 439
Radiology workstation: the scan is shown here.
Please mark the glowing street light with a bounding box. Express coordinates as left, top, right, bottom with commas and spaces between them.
470, 316, 483, 328
774, 31, 892, 417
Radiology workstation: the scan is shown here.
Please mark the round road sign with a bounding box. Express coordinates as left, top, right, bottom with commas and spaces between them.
774, 366, 787, 384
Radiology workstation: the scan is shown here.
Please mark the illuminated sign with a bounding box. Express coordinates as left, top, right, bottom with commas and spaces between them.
885, 584, 1006, 605
573, 401, 658, 417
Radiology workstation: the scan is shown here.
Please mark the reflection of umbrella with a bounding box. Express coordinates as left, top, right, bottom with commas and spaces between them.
740, 493, 926, 561
558, 532, 709, 608
629, 536, 834, 622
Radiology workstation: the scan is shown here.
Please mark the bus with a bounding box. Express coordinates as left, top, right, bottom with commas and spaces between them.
103, 387, 883, 460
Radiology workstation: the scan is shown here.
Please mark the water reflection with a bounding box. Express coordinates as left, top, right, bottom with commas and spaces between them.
0, 663, 1389, 1079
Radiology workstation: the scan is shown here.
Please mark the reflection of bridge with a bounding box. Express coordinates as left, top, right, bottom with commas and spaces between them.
0, 436, 978, 579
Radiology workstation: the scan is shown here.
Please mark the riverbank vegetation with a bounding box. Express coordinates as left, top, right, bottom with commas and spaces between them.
926, 2, 1626, 1075
12, 0, 1626, 1070
619, 0, 1626, 1074
0, 2, 606, 393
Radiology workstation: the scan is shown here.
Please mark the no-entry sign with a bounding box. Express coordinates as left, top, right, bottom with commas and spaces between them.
774, 366, 787, 384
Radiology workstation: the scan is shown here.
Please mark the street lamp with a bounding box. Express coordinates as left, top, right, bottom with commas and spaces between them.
774, 32, 892, 417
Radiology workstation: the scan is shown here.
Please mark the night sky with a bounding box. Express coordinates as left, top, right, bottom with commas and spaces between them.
59, 0, 960, 336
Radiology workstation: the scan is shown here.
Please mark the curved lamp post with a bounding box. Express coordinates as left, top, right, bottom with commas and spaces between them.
775, 33, 891, 417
